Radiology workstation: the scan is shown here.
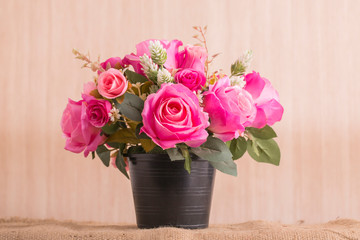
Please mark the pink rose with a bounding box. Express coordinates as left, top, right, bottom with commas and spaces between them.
83, 81, 96, 96
82, 94, 112, 128
174, 68, 206, 91
97, 68, 128, 99
203, 77, 257, 142
123, 39, 183, 75
141, 83, 209, 149
244, 72, 284, 128
97, 57, 123, 75
176, 45, 207, 73
100, 57, 123, 70
61, 98, 105, 157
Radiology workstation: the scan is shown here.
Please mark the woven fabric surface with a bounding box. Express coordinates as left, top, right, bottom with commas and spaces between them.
1, 218, 360, 240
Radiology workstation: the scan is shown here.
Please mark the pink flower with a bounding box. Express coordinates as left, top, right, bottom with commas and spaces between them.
83, 94, 112, 128
97, 57, 123, 75
123, 39, 183, 75
203, 77, 257, 142
61, 98, 105, 157
83, 81, 96, 96
176, 45, 207, 73
141, 83, 209, 149
97, 68, 128, 99
174, 68, 206, 91
244, 72, 284, 128
100, 57, 123, 70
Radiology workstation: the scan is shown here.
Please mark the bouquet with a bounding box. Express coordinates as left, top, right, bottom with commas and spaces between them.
61, 27, 284, 178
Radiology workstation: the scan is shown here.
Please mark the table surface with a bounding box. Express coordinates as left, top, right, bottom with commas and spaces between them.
1, 218, 360, 240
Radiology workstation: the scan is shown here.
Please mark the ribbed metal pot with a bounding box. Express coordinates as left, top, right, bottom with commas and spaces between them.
128, 154, 215, 229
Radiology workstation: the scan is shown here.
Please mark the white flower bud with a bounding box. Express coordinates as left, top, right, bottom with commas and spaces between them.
149, 40, 167, 66
157, 68, 173, 85
140, 54, 158, 81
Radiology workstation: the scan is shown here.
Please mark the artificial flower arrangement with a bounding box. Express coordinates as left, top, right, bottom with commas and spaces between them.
61, 26, 284, 178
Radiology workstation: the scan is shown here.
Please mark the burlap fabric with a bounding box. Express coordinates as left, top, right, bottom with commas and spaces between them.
1, 218, 360, 240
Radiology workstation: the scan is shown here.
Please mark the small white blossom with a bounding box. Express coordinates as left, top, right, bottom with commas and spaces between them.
108, 107, 120, 122
157, 68, 173, 85
149, 40, 167, 66
140, 54, 158, 80
230, 75, 246, 88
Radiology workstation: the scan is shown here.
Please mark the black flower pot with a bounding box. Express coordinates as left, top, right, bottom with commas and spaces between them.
128, 154, 215, 229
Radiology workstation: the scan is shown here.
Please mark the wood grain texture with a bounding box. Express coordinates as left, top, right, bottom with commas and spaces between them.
0, 0, 359, 224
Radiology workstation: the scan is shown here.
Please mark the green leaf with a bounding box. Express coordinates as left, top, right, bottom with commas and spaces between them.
229, 137, 247, 160
166, 148, 185, 161
115, 153, 129, 179
180, 147, 192, 174
114, 92, 144, 121
246, 125, 277, 139
124, 69, 148, 84
96, 145, 110, 167
247, 138, 280, 166
135, 123, 150, 139
190, 137, 232, 162
91, 151, 95, 160
139, 139, 157, 152
140, 81, 154, 94
208, 160, 237, 177
149, 146, 166, 154
230, 59, 246, 76
101, 122, 120, 135
190, 137, 237, 176
106, 128, 140, 144
127, 146, 146, 154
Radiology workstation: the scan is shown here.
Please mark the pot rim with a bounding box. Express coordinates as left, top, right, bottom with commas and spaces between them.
126, 153, 208, 162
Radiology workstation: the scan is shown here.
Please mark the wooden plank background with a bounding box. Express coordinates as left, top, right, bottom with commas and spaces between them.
0, 0, 359, 224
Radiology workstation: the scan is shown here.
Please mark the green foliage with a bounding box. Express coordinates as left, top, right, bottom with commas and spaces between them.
139, 139, 157, 152
166, 148, 184, 161
124, 69, 148, 84
180, 146, 192, 174
230, 59, 246, 76
127, 146, 146, 154
117, 116, 127, 129
114, 92, 144, 121
228, 137, 247, 160
91, 151, 95, 160
190, 137, 237, 176
134, 123, 156, 152
149, 146, 166, 154
208, 160, 238, 177
101, 122, 120, 135
115, 152, 129, 179
166, 146, 192, 174
140, 81, 154, 95
135, 123, 150, 139
106, 128, 140, 144
247, 138, 280, 166
190, 137, 232, 162
246, 125, 277, 139
96, 145, 110, 167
